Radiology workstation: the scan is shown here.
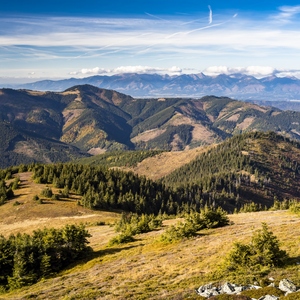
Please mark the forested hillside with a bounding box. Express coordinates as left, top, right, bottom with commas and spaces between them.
162, 131, 300, 211
2, 85, 300, 167
0, 131, 294, 214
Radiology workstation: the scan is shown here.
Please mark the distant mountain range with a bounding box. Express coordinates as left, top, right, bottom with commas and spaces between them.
1, 84, 300, 168
4, 73, 300, 101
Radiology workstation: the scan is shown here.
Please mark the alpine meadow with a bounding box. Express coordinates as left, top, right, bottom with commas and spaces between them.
3, 1, 300, 299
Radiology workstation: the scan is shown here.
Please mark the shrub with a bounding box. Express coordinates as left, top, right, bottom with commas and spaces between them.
108, 232, 135, 246
221, 223, 288, 276
160, 207, 230, 243
32, 195, 39, 201
160, 221, 197, 243
240, 286, 284, 298
289, 201, 300, 214
51, 194, 60, 200
40, 187, 53, 198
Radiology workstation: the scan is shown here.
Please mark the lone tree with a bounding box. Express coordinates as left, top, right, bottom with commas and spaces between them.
222, 223, 288, 277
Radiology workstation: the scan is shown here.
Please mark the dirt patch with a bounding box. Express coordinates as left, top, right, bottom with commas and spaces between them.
128, 145, 213, 180
62, 109, 85, 129
237, 117, 255, 130
131, 128, 166, 143
61, 89, 82, 101
191, 124, 216, 144
26, 90, 46, 96
88, 147, 107, 155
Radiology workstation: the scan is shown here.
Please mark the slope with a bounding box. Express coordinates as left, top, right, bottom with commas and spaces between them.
2, 85, 300, 168
162, 131, 300, 211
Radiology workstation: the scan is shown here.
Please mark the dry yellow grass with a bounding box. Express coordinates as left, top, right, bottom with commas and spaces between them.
0, 172, 120, 237
2, 209, 300, 300
2, 173, 300, 299
126, 144, 215, 180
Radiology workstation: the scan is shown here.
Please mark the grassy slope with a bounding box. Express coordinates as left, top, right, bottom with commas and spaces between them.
0, 173, 300, 299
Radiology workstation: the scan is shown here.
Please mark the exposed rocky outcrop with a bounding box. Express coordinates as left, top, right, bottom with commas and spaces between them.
196, 279, 300, 299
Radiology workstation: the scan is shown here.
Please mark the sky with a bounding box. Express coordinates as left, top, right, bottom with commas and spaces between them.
2, 0, 300, 82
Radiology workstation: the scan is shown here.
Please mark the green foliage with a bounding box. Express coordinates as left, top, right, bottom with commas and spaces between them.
76, 150, 163, 168
162, 131, 300, 212
109, 213, 162, 245
289, 200, 300, 214
221, 223, 288, 277
238, 202, 267, 213
0, 224, 91, 290
160, 206, 230, 243
31, 163, 190, 215
108, 232, 135, 246
160, 221, 197, 243
0, 179, 14, 205
10, 177, 20, 190
240, 286, 284, 298
32, 195, 39, 201
40, 187, 53, 198
198, 206, 230, 228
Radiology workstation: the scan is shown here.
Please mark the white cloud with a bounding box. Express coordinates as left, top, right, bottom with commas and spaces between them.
77, 65, 182, 75
81, 67, 108, 75
203, 66, 276, 77
275, 5, 300, 22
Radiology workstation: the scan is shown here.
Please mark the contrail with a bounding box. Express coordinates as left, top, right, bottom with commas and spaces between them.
145, 12, 169, 22
208, 5, 213, 24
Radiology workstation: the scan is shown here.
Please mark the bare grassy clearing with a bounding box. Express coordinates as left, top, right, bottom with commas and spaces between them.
3, 210, 300, 299
129, 145, 214, 180
0, 172, 119, 237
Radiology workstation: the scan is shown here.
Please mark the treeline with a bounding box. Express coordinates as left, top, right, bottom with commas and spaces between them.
76, 149, 163, 168
31, 163, 194, 215
0, 224, 90, 290
162, 131, 300, 211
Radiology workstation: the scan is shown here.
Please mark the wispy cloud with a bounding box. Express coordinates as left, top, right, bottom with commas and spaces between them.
2, 5, 300, 78
208, 5, 212, 24
273, 5, 300, 23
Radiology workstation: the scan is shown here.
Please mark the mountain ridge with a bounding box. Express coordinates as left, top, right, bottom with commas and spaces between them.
2, 84, 300, 167
4, 72, 300, 100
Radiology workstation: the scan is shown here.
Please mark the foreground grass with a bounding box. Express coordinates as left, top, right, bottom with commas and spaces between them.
1, 210, 300, 299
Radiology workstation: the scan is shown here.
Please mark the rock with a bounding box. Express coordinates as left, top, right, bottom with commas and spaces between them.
268, 283, 275, 287
197, 283, 219, 297
220, 282, 236, 294
278, 279, 297, 293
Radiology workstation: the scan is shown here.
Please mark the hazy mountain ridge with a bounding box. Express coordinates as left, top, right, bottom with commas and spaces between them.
6, 73, 300, 100
2, 85, 300, 167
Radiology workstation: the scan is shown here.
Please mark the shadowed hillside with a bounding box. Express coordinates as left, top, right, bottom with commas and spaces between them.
2, 85, 300, 167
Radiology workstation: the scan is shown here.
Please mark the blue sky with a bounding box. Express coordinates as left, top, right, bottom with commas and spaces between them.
2, 1, 300, 82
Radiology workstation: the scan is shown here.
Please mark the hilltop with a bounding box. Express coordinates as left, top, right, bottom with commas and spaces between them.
1, 85, 300, 167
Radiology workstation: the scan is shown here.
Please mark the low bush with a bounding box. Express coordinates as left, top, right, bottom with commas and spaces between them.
160, 206, 230, 243
108, 213, 162, 245
40, 187, 53, 198
220, 223, 288, 278
240, 286, 284, 298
